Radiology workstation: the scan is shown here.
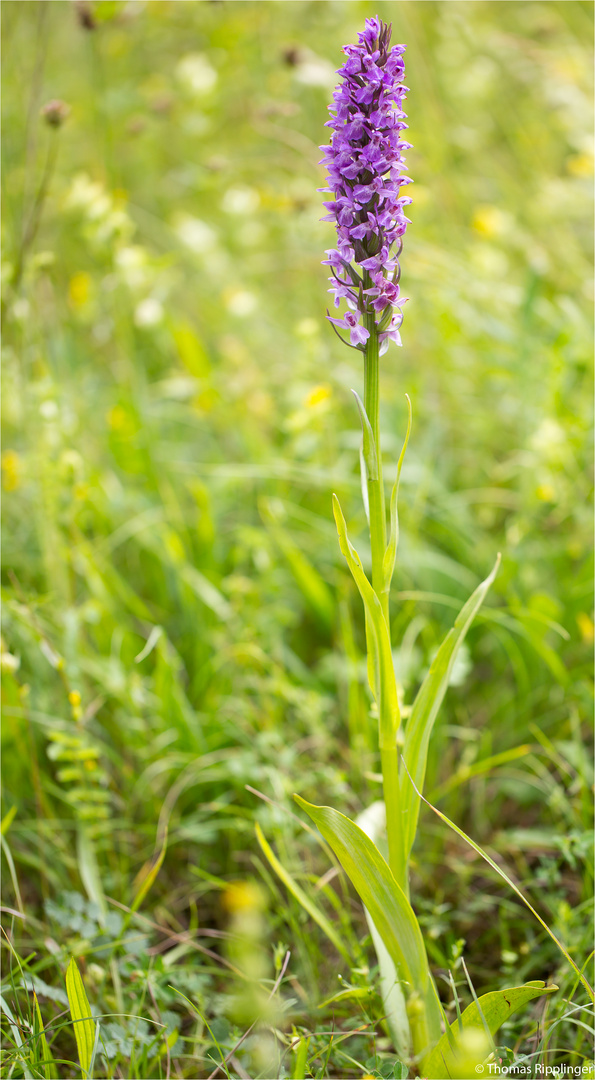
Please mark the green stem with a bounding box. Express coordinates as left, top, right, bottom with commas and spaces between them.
363, 308, 388, 627
380, 744, 407, 897
364, 301, 407, 892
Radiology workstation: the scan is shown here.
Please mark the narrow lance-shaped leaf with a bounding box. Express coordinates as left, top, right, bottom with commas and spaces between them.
34, 993, 57, 1080
366, 910, 412, 1060
360, 445, 370, 524
357, 801, 413, 1061
77, 826, 106, 926
65, 957, 95, 1077
424, 982, 558, 1079
291, 1036, 310, 1080
131, 826, 168, 914
352, 390, 378, 481
382, 394, 412, 596
294, 795, 442, 1059
332, 494, 400, 748
400, 555, 500, 857
1, 804, 17, 835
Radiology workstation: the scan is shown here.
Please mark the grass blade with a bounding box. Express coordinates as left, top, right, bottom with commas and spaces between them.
0, 834, 24, 914
131, 826, 168, 914
0, 993, 34, 1079
33, 993, 57, 1080
255, 822, 350, 963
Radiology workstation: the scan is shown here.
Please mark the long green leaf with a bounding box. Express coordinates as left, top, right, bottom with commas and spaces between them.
0, 833, 24, 914
131, 826, 168, 914
352, 390, 378, 480
291, 1035, 310, 1080
1, 804, 17, 835
424, 981, 558, 1079
366, 904, 412, 1060
33, 993, 57, 1080
332, 494, 400, 748
356, 800, 412, 1060
401, 556, 500, 857
294, 796, 442, 1058
65, 957, 95, 1077
255, 823, 350, 963
334, 494, 406, 879
77, 826, 106, 925
382, 394, 412, 595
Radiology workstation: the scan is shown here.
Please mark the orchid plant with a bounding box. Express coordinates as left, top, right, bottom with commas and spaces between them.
280, 16, 593, 1078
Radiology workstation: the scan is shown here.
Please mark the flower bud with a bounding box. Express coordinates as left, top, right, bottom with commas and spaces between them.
40, 99, 70, 128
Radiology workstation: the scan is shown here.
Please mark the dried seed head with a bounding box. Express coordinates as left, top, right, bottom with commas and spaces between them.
40, 99, 71, 128
74, 0, 97, 31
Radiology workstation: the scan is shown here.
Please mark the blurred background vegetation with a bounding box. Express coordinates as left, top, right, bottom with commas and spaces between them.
1, 1, 593, 1077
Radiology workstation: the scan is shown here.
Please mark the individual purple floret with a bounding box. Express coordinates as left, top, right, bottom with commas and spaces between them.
327, 309, 370, 347
320, 16, 412, 353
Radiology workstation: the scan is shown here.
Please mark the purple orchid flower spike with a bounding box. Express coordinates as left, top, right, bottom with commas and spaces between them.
320, 16, 411, 352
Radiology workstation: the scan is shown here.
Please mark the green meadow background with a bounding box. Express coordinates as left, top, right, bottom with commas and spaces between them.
2, 1, 593, 1077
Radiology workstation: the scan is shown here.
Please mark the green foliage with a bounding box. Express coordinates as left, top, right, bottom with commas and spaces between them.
294, 795, 443, 1063
382, 394, 411, 598
424, 981, 558, 1079
353, 390, 380, 483
332, 493, 400, 745
65, 958, 95, 1077
255, 822, 350, 964
400, 556, 500, 859
33, 992, 58, 1080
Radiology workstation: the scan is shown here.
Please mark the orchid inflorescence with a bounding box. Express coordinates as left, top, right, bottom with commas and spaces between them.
320, 16, 412, 352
